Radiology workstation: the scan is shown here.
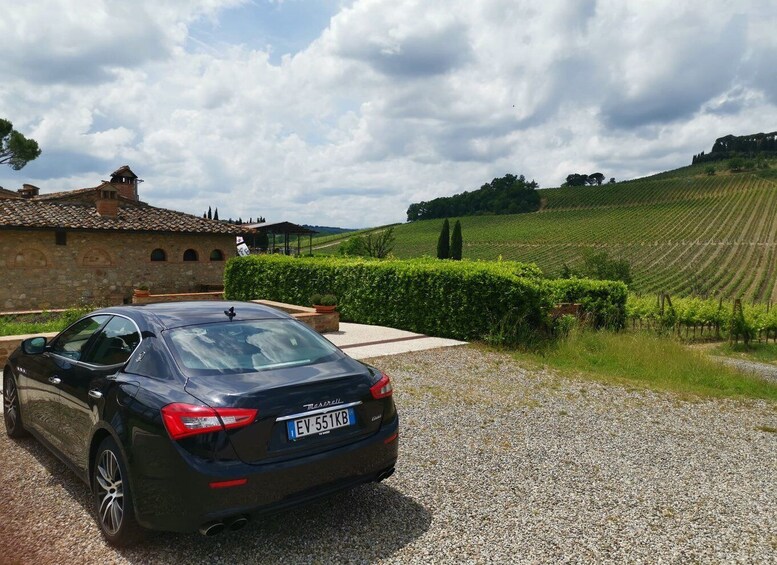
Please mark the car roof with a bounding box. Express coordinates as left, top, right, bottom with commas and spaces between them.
93, 301, 291, 330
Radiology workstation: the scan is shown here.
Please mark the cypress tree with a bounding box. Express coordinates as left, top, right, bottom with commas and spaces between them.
451, 220, 463, 260
207, 206, 212, 220
437, 218, 450, 259
214, 208, 219, 221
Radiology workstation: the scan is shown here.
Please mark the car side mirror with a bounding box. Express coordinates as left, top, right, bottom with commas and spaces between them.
22, 336, 48, 355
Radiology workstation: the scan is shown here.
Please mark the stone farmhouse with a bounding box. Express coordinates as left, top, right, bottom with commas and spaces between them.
0, 166, 242, 311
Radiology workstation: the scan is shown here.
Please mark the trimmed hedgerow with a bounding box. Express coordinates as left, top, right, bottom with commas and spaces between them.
546, 278, 628, 329
225, 255, 552, 341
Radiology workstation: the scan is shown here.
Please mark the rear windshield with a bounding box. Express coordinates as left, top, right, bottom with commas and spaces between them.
164, 319, 340, 375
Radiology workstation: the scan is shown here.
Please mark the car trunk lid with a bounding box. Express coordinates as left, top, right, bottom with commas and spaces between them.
183, 357, 387, 464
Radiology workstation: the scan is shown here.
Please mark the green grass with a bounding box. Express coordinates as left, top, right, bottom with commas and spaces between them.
712, 342, 777, 365
0, 308, 90, 337
511, 329, 777, 401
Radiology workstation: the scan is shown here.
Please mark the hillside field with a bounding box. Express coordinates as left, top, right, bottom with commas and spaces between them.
320, 162, 777, 301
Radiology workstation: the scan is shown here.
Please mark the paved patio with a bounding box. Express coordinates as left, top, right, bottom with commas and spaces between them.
323, 322, 467, 359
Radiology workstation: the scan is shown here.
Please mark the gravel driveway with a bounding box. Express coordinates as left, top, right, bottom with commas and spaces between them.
1, 346, 775, 564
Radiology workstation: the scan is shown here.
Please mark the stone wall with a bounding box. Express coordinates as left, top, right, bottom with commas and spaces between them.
0, 229, 235, 311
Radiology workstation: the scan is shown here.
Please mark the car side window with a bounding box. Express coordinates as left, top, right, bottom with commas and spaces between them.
84, 316, 142, 366
50, 315, 111, 361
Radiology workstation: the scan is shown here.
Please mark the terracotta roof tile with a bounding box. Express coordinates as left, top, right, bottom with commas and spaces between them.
0, 187, 20, 199
0, 198, 244, 235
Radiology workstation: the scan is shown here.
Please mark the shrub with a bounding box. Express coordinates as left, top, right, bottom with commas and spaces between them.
437, 219, 450, 259
338, 236, 366, 256
225, 255, 554, 341
546, 278, 628, 329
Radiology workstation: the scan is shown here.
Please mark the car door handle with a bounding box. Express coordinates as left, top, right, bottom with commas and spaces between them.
88, 390, 103, 400
48, 376, 61, 385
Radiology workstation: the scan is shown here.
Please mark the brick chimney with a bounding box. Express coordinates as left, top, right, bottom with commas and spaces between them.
96, 186, 119, 217
109, 165, 140, 201
17, 184, 40, 198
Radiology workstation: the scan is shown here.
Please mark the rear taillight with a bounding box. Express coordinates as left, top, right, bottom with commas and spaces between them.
161, 403, 257, 440
370, 373, 393, 399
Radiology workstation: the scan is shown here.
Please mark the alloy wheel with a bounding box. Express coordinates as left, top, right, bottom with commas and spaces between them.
3, 377, 18, 432
96, 449, 124, 535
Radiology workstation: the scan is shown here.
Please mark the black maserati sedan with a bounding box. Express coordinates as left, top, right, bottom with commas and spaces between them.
2, 301, 398, 546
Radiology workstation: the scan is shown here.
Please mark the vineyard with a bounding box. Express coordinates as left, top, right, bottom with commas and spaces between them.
627, 294, 777, 344
343, 164, 777, 301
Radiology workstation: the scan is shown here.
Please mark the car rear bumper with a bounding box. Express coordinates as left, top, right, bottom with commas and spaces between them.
130, 416, 399, 533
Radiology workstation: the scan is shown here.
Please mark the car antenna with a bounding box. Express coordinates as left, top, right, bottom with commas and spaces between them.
224, 306, 236, 321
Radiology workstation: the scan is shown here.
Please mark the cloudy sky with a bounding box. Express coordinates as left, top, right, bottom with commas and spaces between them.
1, 0, 775, 227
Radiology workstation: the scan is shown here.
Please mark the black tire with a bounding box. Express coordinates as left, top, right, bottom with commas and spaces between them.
3, 371, 29, 438
92, 436, 145, 546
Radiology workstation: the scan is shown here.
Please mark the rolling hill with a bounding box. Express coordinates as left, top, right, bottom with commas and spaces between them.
321, 161, 777, 301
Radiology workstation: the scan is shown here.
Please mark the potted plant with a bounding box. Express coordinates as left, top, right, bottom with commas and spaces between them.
310, 293, 337, 313
133, 284, 150, 298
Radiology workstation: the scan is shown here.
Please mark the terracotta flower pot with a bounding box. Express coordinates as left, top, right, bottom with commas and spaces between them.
314, 304, 336, 313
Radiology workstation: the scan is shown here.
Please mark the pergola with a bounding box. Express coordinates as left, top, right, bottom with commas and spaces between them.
243, 221, 318, 255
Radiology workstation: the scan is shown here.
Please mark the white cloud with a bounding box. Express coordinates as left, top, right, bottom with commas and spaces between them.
1, 0, 775, 227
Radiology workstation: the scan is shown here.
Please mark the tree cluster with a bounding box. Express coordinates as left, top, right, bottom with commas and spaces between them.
436, 219, 463, 260
692, 131, 777, 164
202, 206, 266, 225
406, 174, 540, 222
564, 172, 607, 187
1, 119, 41, 170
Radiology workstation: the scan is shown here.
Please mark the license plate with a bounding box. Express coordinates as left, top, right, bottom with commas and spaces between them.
287, 408, 356, 441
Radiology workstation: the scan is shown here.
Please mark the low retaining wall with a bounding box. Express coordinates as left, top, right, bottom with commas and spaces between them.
252, 300, 339, 333
1, 301, 338, 368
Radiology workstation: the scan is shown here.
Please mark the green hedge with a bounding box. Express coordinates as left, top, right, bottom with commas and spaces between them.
546, 278, 628, 329
225, 256, 552, 340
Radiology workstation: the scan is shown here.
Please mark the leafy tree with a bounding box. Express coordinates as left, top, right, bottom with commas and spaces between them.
364, 228, 395, 258
451, 220, 462, 260
338, 228, 395, 258
588, 172, 605, 186
608, 177, 616, 184
0, 119, 41, 170
565, 173, 588, 187
705, 166, 716, 176
437, 219, 450, 259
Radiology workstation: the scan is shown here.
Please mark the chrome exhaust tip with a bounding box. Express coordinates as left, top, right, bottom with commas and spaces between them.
199, 521, 225, 536
227, 515, 249, 531
377, 467, 395, 482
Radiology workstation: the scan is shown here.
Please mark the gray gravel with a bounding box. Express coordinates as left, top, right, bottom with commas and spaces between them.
711, 356, 777, 384
1, 346, 776, 564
